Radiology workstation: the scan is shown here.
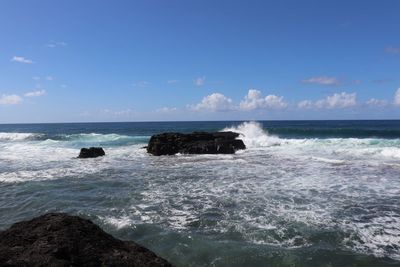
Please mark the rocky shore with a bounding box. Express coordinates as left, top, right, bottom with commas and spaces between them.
147, 131, 246, 156
0, 213, 172, 267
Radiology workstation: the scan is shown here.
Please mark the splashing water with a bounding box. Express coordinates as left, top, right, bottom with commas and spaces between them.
0, 132, 44, 141
223, 121, 282, 147
0, 121, 400, 266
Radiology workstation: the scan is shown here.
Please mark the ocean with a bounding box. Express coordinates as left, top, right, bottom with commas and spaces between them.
0, 120, 399, 267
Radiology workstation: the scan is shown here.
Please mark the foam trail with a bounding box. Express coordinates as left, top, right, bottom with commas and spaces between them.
311, 156, 345, 165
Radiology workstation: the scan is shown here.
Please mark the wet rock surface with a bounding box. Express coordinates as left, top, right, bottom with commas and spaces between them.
78, 147, 105, 158
0, 213, 172, 267
147, 131, 246, 156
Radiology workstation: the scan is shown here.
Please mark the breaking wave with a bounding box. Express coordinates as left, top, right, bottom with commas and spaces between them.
54, 133, 149, 146
1, 121, 400, 263
223, 121, 281, 147
0, 132, 45, 141
0, 132, 149, 147
222, 121, 400, 160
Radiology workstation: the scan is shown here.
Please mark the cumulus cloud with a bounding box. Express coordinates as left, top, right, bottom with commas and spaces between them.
297, 100, 314, 109
11, 56, 34, 64
193, 76, 205, 86
24, 90, 46, 97
316, 92, 357, 108
366, 98, 388, 107
301, 76, 340, 86
0, 94, 22, 105
239, 89, 288, 110
385, 46, 400, 55
298, 92, 357, 109
394, 88, 400, 106
190, 93, 234, 111
156, 107, 178, 113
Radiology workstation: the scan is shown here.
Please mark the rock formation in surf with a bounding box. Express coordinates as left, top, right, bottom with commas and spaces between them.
147, 131, 246, 156
0, 213, 172, 267
78, 147, 105, 158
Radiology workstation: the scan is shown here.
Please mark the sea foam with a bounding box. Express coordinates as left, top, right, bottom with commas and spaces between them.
1, 122, 400, 261
222, 121, 281, 147
0, 132, 44, 141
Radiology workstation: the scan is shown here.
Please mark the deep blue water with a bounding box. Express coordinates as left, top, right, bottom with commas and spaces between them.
1, 120, 400, 139
0, 120, 400, 267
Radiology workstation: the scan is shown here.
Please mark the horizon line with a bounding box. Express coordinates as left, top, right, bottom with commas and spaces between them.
1, 118, 400, 125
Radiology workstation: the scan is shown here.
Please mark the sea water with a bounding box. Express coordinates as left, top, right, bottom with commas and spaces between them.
0, 120, 399, 266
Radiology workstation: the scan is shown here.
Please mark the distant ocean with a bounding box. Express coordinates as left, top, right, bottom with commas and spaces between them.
0, 120, 399, 267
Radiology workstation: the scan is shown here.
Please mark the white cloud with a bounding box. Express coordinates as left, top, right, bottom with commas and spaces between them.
239, 89, 288, 111
316, 92, 357, 108
0, 94, 22, 105
394, 88, 400, 106
11, 56, 34, 64
298, 92, 357, 109
102, 108, 133, 116
46, 41, 67, 48
301, 76, 340, 86
33, 76, 54, 81
297, 100, 314, 109
132, 81, 150, 87
191, 93, 234, 111
113, 109, 132, 116
366, 98, 388, 107
167, 80, 179, 84
24, 90, 46, 97
156, 107, 178, 113
386, 46, 400, 54
193, 76, 205, 86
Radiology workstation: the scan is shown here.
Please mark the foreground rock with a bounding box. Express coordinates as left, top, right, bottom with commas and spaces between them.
0, 213, 172, 267
147, 131, 246, 156
78, 147, 105, 158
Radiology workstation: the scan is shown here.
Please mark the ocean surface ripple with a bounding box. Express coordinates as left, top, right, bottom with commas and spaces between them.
0, 121, 399, 267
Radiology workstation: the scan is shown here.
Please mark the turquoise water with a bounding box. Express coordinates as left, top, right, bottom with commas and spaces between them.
0, 120, 400, 266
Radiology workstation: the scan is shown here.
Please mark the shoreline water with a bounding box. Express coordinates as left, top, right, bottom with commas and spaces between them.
0, 120, 399, 266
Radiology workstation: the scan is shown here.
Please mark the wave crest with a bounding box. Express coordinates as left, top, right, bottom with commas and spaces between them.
223, 121, 281, 147
0, 132, 44, 141
54, 133, 150, 147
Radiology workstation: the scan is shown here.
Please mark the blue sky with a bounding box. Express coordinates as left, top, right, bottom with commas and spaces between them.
0, 0, 400, 123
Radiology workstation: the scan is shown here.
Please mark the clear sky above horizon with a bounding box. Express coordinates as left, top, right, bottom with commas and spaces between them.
1, 0, 400, 123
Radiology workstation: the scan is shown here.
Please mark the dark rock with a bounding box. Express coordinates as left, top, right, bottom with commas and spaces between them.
78, 147, 105, 158
0, 213, 172, 267
147, 131, 246, 156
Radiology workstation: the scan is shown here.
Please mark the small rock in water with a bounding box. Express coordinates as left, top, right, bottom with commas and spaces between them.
78, 147, 105, 158
0, 213, 172, 267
